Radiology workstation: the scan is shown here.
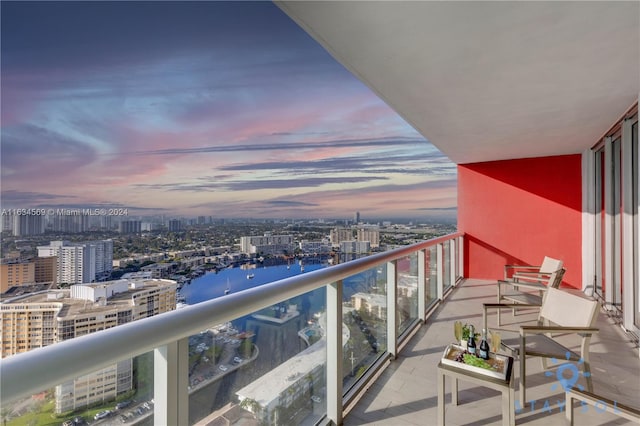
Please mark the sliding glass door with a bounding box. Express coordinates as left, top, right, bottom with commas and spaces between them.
593, 108, 638, 335
632, 120, 639, 329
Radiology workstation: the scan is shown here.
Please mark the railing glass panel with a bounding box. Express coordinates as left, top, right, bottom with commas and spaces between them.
342, 265, 388, 393
454, 238, 461, 282
426, 246, 438, 306
443, 240, 452, 290
397, 254, 419, 335
2, 351, 154, 426
1, 233, 463, 426
189, 287, 326, 426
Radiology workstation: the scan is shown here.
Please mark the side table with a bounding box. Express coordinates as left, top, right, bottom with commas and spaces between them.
437, 360, 515, 426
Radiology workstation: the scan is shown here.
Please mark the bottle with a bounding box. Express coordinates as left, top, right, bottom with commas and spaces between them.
479, 329, 490, 360
467, 325, 476, 355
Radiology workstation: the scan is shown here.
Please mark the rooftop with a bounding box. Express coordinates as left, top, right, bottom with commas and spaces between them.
1, 279, 176, 317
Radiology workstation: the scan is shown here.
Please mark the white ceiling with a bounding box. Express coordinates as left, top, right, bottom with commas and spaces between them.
277, 1, 639, 164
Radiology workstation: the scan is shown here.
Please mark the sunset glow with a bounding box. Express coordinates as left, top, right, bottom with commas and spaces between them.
1, 1, 457, 220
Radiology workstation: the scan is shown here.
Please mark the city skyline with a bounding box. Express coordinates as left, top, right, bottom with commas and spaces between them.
1, 1, 457, 220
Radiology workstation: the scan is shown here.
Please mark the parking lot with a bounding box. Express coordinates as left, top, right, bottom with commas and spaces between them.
91, 399, 154, 425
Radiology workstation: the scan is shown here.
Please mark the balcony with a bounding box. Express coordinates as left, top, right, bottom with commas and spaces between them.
1, 2, 637, 425
344, 279, 640, 426
2, 233, 639, 425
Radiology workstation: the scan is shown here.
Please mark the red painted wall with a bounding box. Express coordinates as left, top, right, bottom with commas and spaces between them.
458, 155, 582, 288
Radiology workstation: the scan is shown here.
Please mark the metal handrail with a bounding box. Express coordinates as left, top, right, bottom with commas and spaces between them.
1, 232, 461, 404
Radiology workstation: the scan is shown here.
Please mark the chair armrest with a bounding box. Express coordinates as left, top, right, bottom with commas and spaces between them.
520, 326, 599, 335
510, 273, 551, 283
512, 271, 551, 279
505, 265, 540, 270
484, 303, 542, 310
483, 303, 542, 331
504, 264, 540, 279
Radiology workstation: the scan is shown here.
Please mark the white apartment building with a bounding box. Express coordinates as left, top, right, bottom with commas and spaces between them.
11, 214, 45, 236
329, 228, 353, 247
339, 241, 371, 254
298, 240, 332, 254
37, 240, 113, 285
351, 292, 387, 319
0, 278, 176, 413
240, 235, 296, 255
356, 227, 380, 248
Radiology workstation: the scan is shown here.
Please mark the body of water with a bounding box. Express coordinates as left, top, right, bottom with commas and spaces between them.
179, 259, 327, 305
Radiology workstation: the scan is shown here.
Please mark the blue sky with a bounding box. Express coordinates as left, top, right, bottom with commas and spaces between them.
0, 1, 456, 220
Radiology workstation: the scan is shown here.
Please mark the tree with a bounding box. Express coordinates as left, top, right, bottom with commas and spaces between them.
239, 398, 261, 414
1, 406, 11, 426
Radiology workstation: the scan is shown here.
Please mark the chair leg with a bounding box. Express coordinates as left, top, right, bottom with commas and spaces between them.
519, 345, 526, 407
541, 357, 548, 370
497, 285, 502, 326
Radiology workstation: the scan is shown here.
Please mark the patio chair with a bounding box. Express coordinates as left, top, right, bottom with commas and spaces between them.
496, 267, 566, 326
504, 256, 563, 282
483, 287, 599, 407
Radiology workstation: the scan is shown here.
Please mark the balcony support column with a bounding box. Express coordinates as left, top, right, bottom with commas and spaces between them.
418, 250, 426, 320
437, 244, 444, 300
327, 280, 343, 425
154, 337, 189, 426
387, 260, 398, 359
621, 117, 636, 331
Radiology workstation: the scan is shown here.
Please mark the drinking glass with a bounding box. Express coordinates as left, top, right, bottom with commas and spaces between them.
489, 330, 501, 353
454, 321, 463, 342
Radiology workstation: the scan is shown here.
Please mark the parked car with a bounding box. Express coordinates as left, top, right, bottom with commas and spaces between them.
116, 400, 132, 410
218, 364, 228, 372
94, 410, 111, 420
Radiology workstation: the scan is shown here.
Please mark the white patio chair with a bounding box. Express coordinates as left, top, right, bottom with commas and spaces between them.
496, 267, 565, 326
483, 287, 599, 407
504, 256, 563, 282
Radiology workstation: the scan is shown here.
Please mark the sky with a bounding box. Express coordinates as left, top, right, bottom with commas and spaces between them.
0, 1, 457, 221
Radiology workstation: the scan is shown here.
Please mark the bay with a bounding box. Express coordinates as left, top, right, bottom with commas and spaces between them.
179, 259, 327, 305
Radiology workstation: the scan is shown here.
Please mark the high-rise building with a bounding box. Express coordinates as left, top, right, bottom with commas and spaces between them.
118, 220, 141, 234
35, 256, 57, 286
1, 214, 13, 231
50, 214, 89, 233
100, 215, 113, 231
0, 260, 35, 293
339, 240, 371, 254
11, 214, 45, 236
330, 227, 353, 247
357, 227, 380, 248
0, 278, 177, 412
298, 240, 332, 254
240, 235, 296, 255
0, 257, 58, 293
37, 240, 113, 285
168, 219, 182, 232
354, 211, 361, 224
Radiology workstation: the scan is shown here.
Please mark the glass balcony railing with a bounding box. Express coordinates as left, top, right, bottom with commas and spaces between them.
1, 233, 462, 426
